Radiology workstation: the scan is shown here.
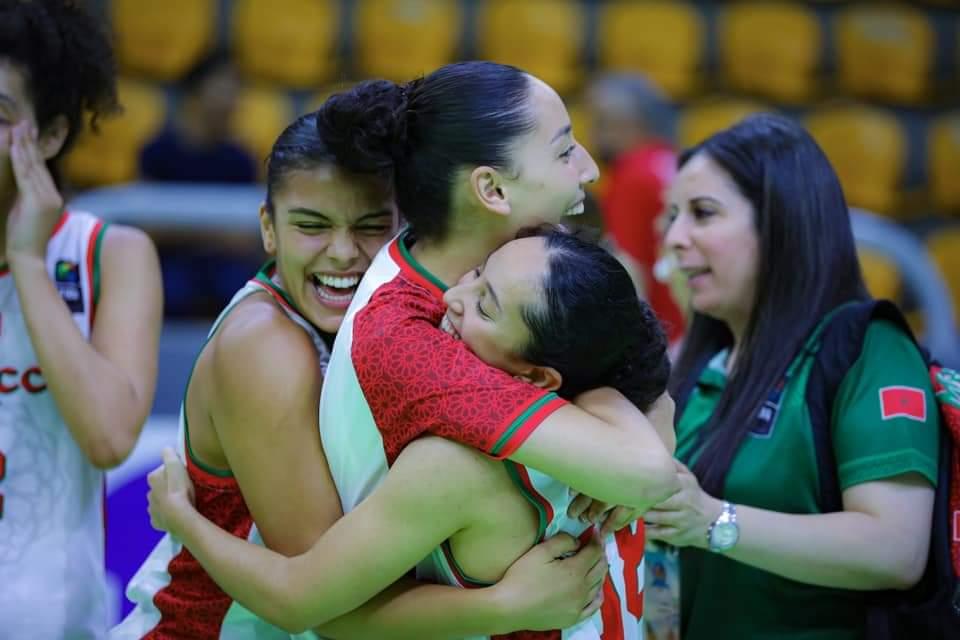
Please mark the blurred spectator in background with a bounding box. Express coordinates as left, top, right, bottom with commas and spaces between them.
140, 51, 261, 317
588, 73, 686, 345
140, 50, 256, 184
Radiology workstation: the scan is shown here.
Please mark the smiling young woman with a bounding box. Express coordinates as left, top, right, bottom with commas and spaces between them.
116, 99, 620, 639
139, 61, 681, 640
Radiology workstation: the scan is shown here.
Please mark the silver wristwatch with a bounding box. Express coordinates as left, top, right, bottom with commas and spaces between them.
707, 501, 739, 553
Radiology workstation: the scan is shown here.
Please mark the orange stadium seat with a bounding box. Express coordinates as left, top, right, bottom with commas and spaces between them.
929, 112, 960, 215
835, 5, 935, 105
111, 0, 216, 82
857, 248, 902, 301
232, 86, 296, 176
597, 1, 705, 100
476, 0, 584, 96
805, 104, 906, 216
719, 3, 822, 104
231, 0, 339, 89
927, 228, 960, 320
355, 0, 461, 81
677, 98, 771, 148
64, 79, 165, 187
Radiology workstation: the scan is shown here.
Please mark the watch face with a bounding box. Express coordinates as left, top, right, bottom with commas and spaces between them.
711, 522, 739, 549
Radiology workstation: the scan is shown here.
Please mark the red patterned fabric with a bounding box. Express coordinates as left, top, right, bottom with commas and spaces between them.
352, 275, 566, 464
931, 365, 960, 575
145, 450, 254, 639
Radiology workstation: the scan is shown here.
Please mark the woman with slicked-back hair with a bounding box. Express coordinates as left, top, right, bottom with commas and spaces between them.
147, 61, 681, 640
116, 105, 613, 640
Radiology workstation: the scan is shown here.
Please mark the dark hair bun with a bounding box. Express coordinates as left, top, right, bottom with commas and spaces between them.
315, 79, 413, 175
615, 302, 671, 412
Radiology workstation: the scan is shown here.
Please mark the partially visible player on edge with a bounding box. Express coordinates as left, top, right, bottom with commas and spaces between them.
144, 62, 680, 640
0, 1, 163, 637
114, 109, 610, 640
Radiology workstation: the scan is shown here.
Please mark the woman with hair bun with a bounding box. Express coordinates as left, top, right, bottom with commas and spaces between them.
148, 61, 678, 640
117, 106, 609, 639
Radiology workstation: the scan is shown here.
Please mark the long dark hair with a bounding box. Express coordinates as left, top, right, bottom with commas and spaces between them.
519, 228, 670, 412
315, 61, 537, 241
668, 114, 869, 496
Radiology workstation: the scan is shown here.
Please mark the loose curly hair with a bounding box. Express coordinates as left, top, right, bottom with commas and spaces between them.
0, 0, 119, 179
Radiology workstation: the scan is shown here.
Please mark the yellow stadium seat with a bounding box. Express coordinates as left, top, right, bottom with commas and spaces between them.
805, 104, 906, 216
597, 1, 705, 100
476, 0, 584, 96
65, 79, 165, 187
232, 0, 339, 89
857, 248, 902, 301
677, 98, 771, 148
111, 0, 216, 82
927, 228, 960, 320
355, 0, 461, 81
929, 112, 960, 215
835, 5, 935, 105
719, 3, 821, 104
232, 87, 296, 175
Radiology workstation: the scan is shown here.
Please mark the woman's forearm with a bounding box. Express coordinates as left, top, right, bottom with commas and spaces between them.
318, 579, 514, 639
161, 443, 490, 634
571, 388, 679, 507
177, 519, 517, 640
723, 503, 923, 591
11, 255, 146, 468
172, 506, 311, 631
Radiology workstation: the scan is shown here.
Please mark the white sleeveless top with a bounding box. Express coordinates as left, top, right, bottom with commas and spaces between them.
0, 211, 110, 639
114, 267, 327, 640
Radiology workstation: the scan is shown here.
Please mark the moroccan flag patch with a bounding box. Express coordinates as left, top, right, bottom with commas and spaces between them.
879, 386, 927, 422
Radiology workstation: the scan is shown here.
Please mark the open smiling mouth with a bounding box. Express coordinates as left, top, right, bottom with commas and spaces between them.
311, 273, 361, 307
440, 313, 461, 340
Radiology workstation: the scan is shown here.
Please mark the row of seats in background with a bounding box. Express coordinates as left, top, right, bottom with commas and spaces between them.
75, 0, 960, 208
70, 0, 960, 325
70, 80, 960, 217
102, 0, 960, 105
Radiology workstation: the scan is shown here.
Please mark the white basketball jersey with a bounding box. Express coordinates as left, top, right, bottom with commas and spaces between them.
321, 233, 645, 639
417, 465, 647, 640
0, 211, 110, 639
114, 267, 327, 640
